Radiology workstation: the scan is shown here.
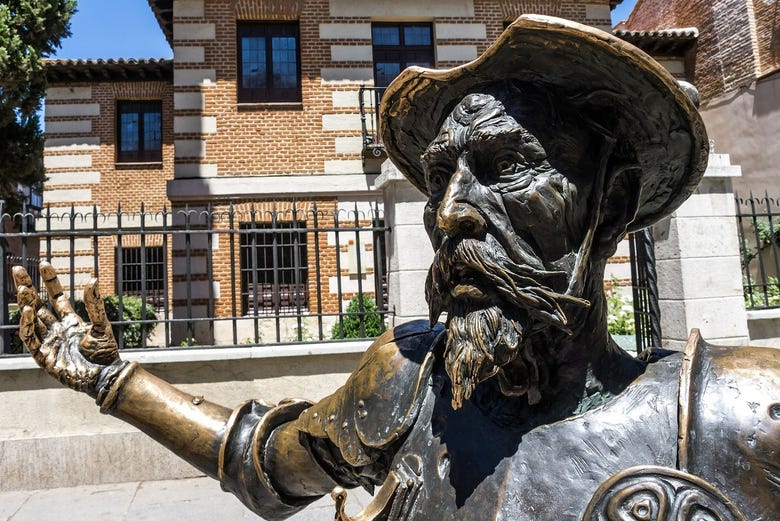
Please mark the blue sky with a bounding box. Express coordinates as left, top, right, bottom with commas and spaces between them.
52, 0, 638, 60
611, 0, 638, 27
53, 0, 171, 59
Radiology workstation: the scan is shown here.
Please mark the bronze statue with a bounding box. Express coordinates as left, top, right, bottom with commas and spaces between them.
13, 16, 779, 521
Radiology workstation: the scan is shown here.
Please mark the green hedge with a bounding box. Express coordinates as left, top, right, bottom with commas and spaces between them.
330, 295, 384, 339
74, 295, 158, 348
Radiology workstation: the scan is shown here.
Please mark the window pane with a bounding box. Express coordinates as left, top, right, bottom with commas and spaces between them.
119, 112, 139, 152
271, 36, 298, 88
143, 111, 162, 152
374, 62, 401, 88
373, 23, 433, 87
242, 36, 267, 89
372, 26, 399, 45
404, 26, 431, 46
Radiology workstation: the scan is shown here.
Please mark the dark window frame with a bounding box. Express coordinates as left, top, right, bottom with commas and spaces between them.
372, 22, 435, 88
237, 21, 302, 103
239, 221, 309, 315
116, 101, 163, 163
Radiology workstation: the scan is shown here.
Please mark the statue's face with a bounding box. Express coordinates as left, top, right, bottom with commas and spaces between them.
422, 94, 588, 409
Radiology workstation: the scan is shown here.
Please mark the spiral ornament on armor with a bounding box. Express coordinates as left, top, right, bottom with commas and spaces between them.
582, 466, 746, 521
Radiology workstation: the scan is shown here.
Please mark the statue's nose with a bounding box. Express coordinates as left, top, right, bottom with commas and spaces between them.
436, 162, 486, 238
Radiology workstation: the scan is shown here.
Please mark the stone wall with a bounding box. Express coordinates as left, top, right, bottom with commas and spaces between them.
702, 71, 780, 197
0, 342, 367, 491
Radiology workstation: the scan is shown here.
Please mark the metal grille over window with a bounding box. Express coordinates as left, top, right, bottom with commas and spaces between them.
117, 245, 166, 309
240, 221, 308, 316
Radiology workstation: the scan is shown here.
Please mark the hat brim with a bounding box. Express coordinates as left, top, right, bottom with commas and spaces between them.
379, 15, 708, 231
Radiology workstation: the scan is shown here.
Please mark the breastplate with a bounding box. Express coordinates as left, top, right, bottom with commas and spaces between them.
335, 354, 682, 521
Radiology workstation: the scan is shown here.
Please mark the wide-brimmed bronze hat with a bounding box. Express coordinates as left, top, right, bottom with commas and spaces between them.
379, 15, 709, 231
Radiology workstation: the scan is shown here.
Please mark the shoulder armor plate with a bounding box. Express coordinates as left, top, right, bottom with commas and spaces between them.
294, 320, 445, 467
678, 330, 780, 521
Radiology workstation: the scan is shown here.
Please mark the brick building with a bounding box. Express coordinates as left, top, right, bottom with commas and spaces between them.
40, 0, 622, 345
618, 0, 780, 195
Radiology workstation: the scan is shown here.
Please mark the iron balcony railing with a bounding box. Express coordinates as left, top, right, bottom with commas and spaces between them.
0, 202, 390, 355
359, 85, 386, 159
736, 193, 780, 310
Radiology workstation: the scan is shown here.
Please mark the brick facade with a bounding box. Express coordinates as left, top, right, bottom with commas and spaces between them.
166, 0, 611, 183
42, 0, 617, 338
623, 0, 774, 101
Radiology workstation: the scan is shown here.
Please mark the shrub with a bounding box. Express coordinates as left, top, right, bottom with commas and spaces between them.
606, 284, 635, 336
74, 295, 159, 349
743, 276, 780, 308
331, 295, 384, 339
6, 307, 24, 354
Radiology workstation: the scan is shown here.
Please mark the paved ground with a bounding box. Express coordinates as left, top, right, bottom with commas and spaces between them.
0, 476, 373, 521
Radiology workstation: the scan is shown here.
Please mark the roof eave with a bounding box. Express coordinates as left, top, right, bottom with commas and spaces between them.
44, 58, 174, 83
147, 0, 173, 46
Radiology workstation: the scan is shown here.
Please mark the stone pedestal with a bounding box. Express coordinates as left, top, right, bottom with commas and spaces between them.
374, 161, 432, 326
654, 152, 749, 349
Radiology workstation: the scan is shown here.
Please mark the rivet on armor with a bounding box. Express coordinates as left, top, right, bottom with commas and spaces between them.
357, 400, 365, 408
407, 478, 415, 487
769, 403, 780, 421
358, 410, 367, 419
312, 412, 318, 419
341, 420, 348, 429
192, 396, 204, 405
328, 414, 336, 422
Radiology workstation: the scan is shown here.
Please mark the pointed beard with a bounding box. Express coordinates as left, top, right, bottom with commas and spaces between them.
445, 303, 531, 409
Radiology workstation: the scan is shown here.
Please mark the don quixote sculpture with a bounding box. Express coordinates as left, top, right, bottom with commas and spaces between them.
12, 16, 779, 521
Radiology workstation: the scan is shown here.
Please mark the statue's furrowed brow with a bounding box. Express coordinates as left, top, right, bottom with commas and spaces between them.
422, 139, 458, 170
468, 125, 524, 155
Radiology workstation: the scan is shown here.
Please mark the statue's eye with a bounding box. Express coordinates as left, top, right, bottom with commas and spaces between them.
495, 158, 514, 174
494, 153, 527, 176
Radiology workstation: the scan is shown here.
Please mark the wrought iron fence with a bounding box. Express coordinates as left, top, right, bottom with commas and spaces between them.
0, 202, 390, 355
628, 229, 662, 353
735, 193, 780, 310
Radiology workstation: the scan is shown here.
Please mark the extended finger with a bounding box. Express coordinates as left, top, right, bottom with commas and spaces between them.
83, 278, 113, 339
19, 305, 43, 364
12, 266, 34, 289
80, 278, 119, 364
39, 262, 81, 322
17, 284, 42, 312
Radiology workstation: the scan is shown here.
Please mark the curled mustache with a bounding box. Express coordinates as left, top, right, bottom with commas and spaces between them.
425, 235, 590, 331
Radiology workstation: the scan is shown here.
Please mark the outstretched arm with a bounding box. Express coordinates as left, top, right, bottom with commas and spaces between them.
13, 263, 342, 519
14, 262, 231, 478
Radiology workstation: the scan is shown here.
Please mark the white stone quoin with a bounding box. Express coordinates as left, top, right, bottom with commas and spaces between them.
375, 160, 433, 326
654, 151, 750, 349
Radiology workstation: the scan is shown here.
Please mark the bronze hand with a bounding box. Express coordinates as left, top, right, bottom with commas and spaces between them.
13, 262, 122, 397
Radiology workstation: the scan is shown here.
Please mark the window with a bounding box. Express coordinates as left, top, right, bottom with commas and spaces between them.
116, 101, 162, 163
116, 246, 166, 308
240, 221, 308, 315
237, 22, 301, 103
372, 23, 435, 88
